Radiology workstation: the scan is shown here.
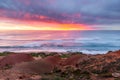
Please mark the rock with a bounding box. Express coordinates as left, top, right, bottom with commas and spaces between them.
43, 55, 61, 67
107, 50, 120, 55
62, 54, 82, 66
0, 69, 32, 80
12, 60, 54, 74
107, 51, 113, 54
112, 73, 120, 78
0, 53, 34, 68
115, 50, 120, 53
34, 56, 42, 60
0, 56, 4, 60
31, 75, 42, 80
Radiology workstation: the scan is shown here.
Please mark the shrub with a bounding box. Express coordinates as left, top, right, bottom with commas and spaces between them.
30, 52, 47, 58
0, 51, 13, 56
60, 54, 70, 58
99, 73, 112, 78
115, 78, 120, 80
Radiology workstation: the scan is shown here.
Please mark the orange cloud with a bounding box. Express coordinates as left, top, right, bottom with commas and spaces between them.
0, 17, 94, 30
0, 9, 95, 30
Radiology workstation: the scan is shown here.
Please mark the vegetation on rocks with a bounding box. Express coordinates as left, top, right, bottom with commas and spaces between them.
0, 50, 120, 80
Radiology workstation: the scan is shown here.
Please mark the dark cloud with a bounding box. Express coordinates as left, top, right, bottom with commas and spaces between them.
0, 0, 120, 25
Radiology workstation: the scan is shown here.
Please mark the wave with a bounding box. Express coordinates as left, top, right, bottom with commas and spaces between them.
0, 41, 119, 48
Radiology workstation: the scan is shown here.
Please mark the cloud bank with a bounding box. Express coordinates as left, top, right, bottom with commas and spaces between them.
0, 0, 120, 30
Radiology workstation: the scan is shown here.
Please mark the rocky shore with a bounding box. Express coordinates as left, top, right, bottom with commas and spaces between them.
0, 50, 120, 80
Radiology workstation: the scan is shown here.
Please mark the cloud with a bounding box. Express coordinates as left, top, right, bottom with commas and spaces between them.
0, 0, 120, 25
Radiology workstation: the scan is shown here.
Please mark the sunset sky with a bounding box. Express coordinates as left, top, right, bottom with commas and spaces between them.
0, 0, 120, 30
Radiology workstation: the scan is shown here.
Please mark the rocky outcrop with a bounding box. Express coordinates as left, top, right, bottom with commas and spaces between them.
61, 54, 85, 66
0, 53, 34, 68
12, 60, 53, 75
1, 50, 120, 80
43, 55, 61, 67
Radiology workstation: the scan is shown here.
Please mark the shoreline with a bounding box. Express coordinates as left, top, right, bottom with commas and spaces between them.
0, 49, 113, 54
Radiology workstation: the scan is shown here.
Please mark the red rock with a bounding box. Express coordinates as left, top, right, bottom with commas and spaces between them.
62, 54, 82, 66
107, 50, 120, 54
13, 60, 53, 74
43, 55, 61, 67
114, 50, 120, 54
106, 50, 120, 59
0, 53, 34, 68
0, 56, 4, 60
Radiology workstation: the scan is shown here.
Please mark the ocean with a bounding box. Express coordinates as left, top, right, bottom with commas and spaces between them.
0, 30, 120, 54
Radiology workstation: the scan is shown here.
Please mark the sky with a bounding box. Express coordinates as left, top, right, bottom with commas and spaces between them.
0, 0, 120, 30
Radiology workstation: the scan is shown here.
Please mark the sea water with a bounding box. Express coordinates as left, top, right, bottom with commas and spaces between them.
0, 30, 120, 54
